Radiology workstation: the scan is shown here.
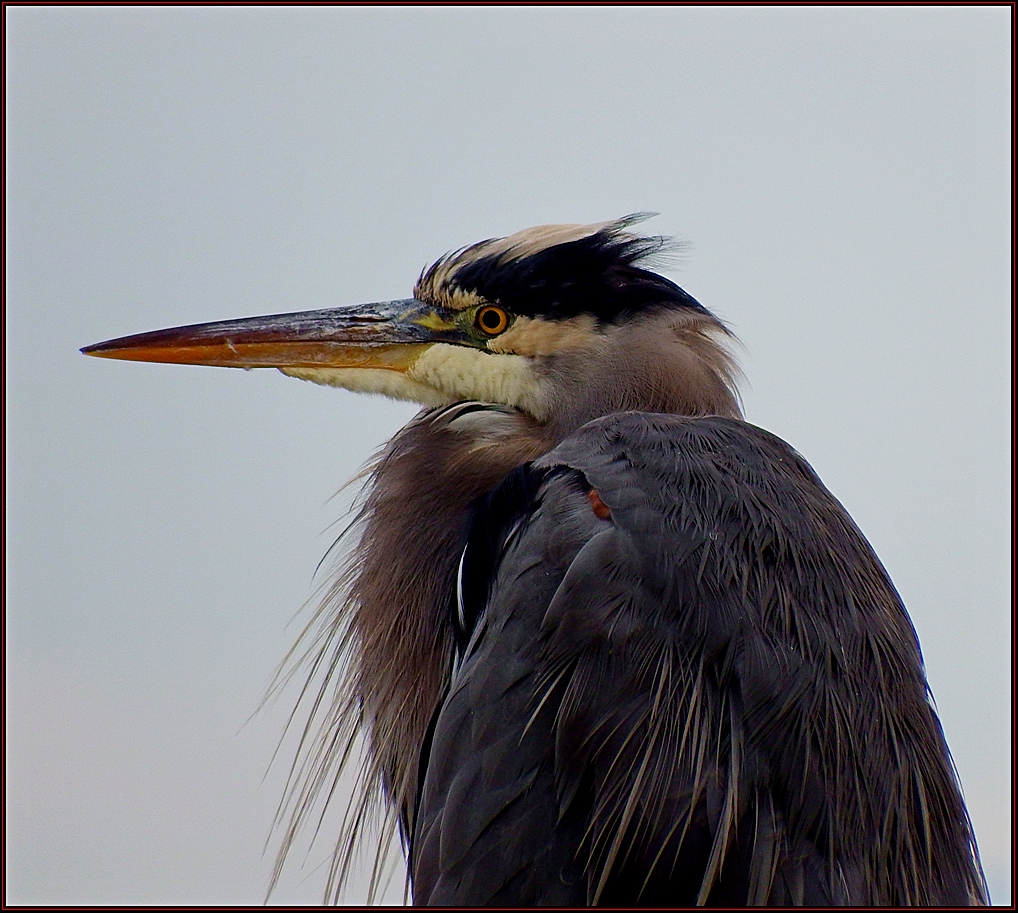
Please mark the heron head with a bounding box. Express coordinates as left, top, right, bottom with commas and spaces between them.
82, 215, 740, 424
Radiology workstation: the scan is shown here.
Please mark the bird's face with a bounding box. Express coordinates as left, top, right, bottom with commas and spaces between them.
82, 216, 725, 423
80, 290, 569, 421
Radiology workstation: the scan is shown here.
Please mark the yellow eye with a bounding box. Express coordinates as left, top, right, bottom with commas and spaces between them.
475, 305, 510, 337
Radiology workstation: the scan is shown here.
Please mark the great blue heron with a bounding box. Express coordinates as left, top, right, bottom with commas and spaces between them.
83, 216, 987, 906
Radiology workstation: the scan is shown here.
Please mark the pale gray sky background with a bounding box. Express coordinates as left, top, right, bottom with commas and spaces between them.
5, 6, 1011, 906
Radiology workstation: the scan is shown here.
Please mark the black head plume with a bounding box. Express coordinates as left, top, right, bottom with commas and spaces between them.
418, 214, 710, 324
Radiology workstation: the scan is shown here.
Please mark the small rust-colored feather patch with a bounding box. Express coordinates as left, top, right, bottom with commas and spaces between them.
587, 487, 612, 520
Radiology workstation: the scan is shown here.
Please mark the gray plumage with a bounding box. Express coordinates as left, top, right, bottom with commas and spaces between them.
413, 413, 986, 905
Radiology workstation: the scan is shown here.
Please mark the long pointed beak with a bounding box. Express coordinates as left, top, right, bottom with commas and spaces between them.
81, 298, 467, 372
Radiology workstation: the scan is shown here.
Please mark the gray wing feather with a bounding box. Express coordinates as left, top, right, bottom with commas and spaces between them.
412, 412, 987, 906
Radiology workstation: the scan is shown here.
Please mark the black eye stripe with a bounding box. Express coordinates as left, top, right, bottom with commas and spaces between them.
444, 224, 711, 324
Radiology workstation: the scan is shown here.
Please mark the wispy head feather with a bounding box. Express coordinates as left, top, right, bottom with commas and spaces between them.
415, 214, 707, 323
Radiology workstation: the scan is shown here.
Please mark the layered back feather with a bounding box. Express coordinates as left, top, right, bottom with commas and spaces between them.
412, 415, 987, 905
